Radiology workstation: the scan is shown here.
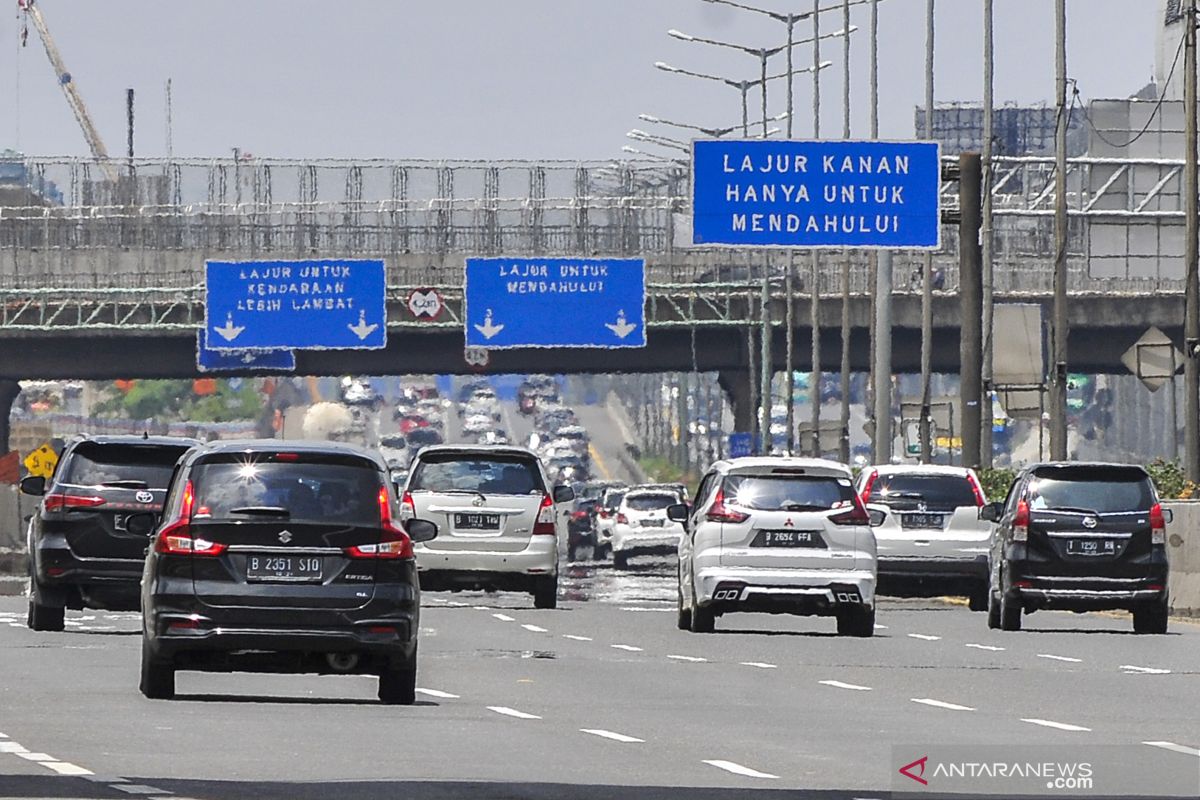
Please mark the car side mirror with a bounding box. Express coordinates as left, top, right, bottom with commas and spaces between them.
666, 503, 689, 523
125, 512, 157, 537
553, 485, 575, 504
979, 502, 1003, 523
1162, 507, 1174, 525
867, 507, 887, 527
19, 476, 46, 496
406, 518, 438, 543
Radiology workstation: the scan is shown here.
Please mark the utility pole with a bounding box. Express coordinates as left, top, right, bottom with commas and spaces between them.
980, 0, 995, 466
838, 0, 852, 464
1186, 0, 1200, 480
126, 88, 134, 161
1050, 0, 1069, 460
959, 153, 983, 468
870, 0, 892, 464
810, 0, 823, 457
785, 13, 797, 455
919, 0, 935, 462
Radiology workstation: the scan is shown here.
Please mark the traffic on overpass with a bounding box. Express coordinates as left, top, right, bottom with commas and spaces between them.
1, 2, 1199, 799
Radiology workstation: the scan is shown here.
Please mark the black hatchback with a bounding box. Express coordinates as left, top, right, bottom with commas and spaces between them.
22, 435, 198, 631
982, 462, 1171, 634
138, 440, 437, 704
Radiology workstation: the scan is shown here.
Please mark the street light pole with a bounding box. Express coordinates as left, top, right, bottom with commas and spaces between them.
871, 0, 893, 464
838, 0, 852, 464
1050, 0, 1069, 460
810, 0, 823, 457
919, 0, 935, 463
785, 13, 797, 455
981, 0, 995, 466
1185, 0, 1199, 480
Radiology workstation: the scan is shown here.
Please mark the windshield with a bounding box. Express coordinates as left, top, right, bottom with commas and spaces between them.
62, 443, 189, 488
1028, 467, 1154, 513
624, 493, 676, 511
410, 454, 544, 495
189, 459, 382, 526
868, 473, 979, 510
723, 474, 855, 511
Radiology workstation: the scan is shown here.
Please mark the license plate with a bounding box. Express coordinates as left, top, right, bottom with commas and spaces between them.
246, 556, 324, 582
1066, 538, 1118, 557
901, 513, 945, 529
753, 529, 824, 548
454, 513, 500, 530
640, 519, 665, 528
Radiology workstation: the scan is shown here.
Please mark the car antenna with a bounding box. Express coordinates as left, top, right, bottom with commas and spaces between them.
143, 430, 149, 440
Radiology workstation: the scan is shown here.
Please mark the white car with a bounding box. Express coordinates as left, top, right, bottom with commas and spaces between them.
856, 464, 991, 609
402, 445, 573, 608
593, 486, 628, 558
610, 487, 685, 568
675, 457, 877, 636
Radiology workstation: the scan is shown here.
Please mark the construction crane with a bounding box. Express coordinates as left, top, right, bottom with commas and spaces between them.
18, 0, 117, 182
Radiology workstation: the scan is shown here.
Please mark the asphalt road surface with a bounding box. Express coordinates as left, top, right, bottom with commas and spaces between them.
1, 554, 1198, 800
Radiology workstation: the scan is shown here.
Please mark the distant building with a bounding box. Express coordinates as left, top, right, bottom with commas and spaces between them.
914, 103, 1087, 157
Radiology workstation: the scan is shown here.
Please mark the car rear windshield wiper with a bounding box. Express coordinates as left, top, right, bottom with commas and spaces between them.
229, 506, 291, 517
781, 503, 829, 511
101, 480, 150, 489
1043, 506, 1100, 515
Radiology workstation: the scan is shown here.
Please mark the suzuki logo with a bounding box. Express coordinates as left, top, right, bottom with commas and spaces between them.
278, 530, 293, 543
899, 755, 929, 786
135, 490, 154, 504
1082, 516, 1098, 529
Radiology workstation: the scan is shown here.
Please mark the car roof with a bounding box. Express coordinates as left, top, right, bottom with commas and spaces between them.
865, 464, 975, 477
414, 444, 540, 459
68, 434, 200, 449
1023, 461, 1149, 475
191, 438, 385, 466
712, 456, 852, 475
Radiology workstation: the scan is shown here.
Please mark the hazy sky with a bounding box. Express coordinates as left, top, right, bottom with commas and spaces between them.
1, 1, 1158, 160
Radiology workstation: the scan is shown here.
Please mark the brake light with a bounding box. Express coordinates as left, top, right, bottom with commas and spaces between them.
346, 486, 413, 559
43, 493, 106, 512
967, 473, 986, 506
598, 509, 610, 519
273, 452, 300, 462
1150, 503, 1167, 545
859, 470, 878, 507
534, 493, 556, 536
399, 491, 415, 518
616, 512, 629, 525
830, 497, 871, 526
1013, 498, 1029, 541
705, 488, 750, 524
153, 480, 226, 557
571, 510, 589, 520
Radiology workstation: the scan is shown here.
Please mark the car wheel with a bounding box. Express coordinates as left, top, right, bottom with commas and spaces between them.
379, 655, 417, 705
567, 543, 578, 562
676, 570, 692, 631
593, 542, 609, 560
999, 568, 1022, 632
1132, 600, 1169, 635
689, 604, 715, 634
26, 575, 65, 632
986, 588, 1002, 630
533, 575, 558, 609
836, 605, 875, 637
139, 637, 175, 700
967, 585, 989, 612
613, 551, 629, 570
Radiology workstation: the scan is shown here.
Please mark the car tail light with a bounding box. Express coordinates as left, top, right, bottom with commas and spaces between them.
858, 469, 878, 507
830, 497, 871, 526
597, 509, 610, 519
1150, 503, 1167, 545
399, 491, 415, 518
705, 489, 750, 524
1147, 583, 1165, 592
153, 481, 225, 557
346, 486, 413, 559
1013, 498, 1030, 541
616, 512, 629, 525
967, 472, 986, 506
43, 493, 106, 512
571, 510, 589, 520
534, 493, 556, 536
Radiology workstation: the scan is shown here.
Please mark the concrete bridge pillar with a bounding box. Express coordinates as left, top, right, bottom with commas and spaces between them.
718, 370, 758, 435
0, 379, 20, 455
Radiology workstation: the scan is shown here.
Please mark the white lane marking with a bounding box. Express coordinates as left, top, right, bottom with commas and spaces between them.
521, 624, 548, 633
1122, 665, 1172, 675
114, 786, 167, 795
907, 633, 941, 641
873, 624, 888, 629
1037, 653, 1082, 663
0, 731, 7, 737
611, 644, 643, 652
0, 741, 28, 753
580, 728, 645, 743
444, 601, 468, 607
820, 680, 873, 691
1021, 718, 1091, 732
487, 706, 542, 720
965, 643, 1005, 651
702, 759, 779, 780
740, 661, 777, 669
42, 761, 93, 776
620, 606, 672, 612
415, 688, 460, 699
15, 752, 56, 762
562, 634, 593, 641
492, 613, 515, 622
911, 698, 975, 712
1143, 741, 1200, 758
666, 654, 708, 663
473, 605, 489, 611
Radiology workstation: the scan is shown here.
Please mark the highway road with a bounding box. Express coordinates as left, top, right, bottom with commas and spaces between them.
1, 560, 1198, 799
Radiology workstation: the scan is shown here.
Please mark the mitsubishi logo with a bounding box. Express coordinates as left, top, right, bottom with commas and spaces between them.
783, 518, 794, 527
278, 530, 293, 543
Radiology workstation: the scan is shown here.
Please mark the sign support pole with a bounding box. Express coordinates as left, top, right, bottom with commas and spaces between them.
1185, 0, 1199, 480
784, 13, 797, 456
980, 0, 995, 467
810, 0, 823, 458
1049, 0, 1069, 460
919, 0, 935, 463
959, 153, 984, 468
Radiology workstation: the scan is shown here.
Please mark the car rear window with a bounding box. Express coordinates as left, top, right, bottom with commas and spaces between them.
407, 429, 444, 446
62, 443, 189, 489
625, 493, 676, 511
723, 474, 855, 511
410, 453, 545, 495
868, 473, 979, 509
189, 457, 383, 526
603, 490, 627, 508
1028, 466, 1154, 514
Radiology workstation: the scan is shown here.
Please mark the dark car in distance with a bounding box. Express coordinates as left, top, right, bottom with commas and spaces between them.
982, 462, 1171, 634
22, 435, 198, 631
137, 440, 438, 704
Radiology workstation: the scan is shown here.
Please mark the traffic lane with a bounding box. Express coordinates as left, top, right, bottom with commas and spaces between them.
570, 403, 638, 485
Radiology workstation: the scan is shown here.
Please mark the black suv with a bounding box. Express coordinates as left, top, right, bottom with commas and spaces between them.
137, 440, 437, 704
22, 435, 198, 631
982, 462, 1171, 634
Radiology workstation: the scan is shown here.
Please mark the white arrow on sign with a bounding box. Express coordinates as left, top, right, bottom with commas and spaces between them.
348, 311, 380, 341
213, 312, 245, 343
474, 309, 505, 340
605, 309, 638, 340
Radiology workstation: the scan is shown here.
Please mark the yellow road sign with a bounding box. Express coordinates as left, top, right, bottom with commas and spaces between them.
23, 443, 58, 479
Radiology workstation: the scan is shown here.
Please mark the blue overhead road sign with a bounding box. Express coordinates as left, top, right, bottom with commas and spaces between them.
464, 257, 646, 349
205, 259, 387, 350
691, 139, 941, 249
196, 330, 296, 373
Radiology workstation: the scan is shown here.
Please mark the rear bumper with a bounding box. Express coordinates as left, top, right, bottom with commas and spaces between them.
612, 526, 683, 554
415, 537, 557, 590
877, 554, 988, 593
1009, 570, 1168, 610
694, 566, 875, 615
31, 544, 143, 610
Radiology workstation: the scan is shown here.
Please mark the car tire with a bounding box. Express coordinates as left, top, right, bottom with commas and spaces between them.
999, 568, 1022, 632
593, 542, 609, 560
567, 543, 579, 562
613, 551, 629, 570
836, 605, 875, 637
676, 571, 692, 631
986, 589, 1002, 630
967, 586, 989, 612
139, 637, 175, 700
689, 604, 715, 634
379, 656, 417, 705
26, 575, 65, 632
1132, 600, 1169, 635
533, 575, 558, 609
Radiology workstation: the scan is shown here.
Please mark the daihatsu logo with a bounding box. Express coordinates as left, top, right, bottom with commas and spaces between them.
278, 530, 293, 543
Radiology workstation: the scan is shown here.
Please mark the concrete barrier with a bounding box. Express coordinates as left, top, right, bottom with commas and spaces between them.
1164, 500, 1200, 617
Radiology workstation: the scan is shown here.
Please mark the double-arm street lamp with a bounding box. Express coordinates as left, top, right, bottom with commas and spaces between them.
638, 111, 790, 140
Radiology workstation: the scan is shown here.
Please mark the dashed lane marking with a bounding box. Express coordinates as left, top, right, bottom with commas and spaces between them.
0, 742, 28, 753
1122, 665, 1171, 675
702, 759, 779, 780
492, 613, 515, 622
666, 654, 708, 662
1021, 718, 1091, 732
611, 644, 643, 652
911, 698, 975, 712
965, 643, 1005, 651
1037, 654, 1082, 663
15, 752, 56, 761
473, 606, 489, 611
415, 688, 460, 699
113, 785, 169, 795
740, 662, 777, 669
620, 606, 673, 612
521, 624, 548, 633
1143, 741, 1200, 758
562, 634, 593, 641
820, 680, 872, 691
43, 761, 93, 776
907, 633, 941, 641
580, 728, 644, 743
487, 706, 542, 720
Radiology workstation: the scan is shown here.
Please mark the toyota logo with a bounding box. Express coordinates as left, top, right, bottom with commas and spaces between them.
472, 497, 484, 507
1082, 516, 1098, 529
278, 530, 293, 543
135, 490, 154, 504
